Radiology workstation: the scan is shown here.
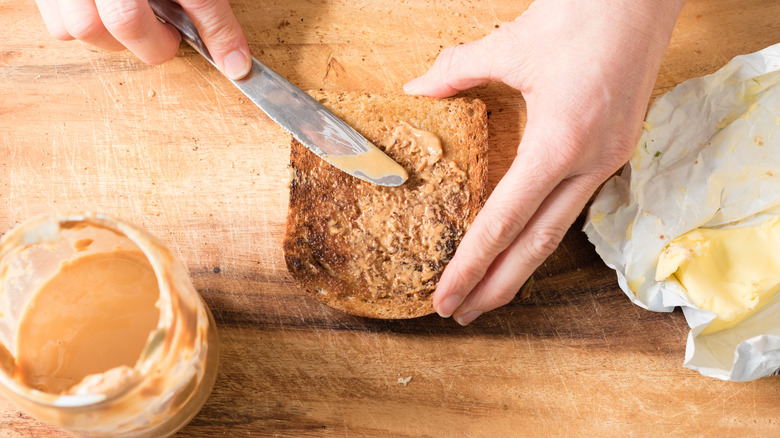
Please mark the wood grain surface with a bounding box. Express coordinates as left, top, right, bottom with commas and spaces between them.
2, 0, 780, 436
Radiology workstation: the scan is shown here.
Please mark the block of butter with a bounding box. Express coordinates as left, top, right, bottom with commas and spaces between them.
655, 217, 780, 335
584, 43, 780, 381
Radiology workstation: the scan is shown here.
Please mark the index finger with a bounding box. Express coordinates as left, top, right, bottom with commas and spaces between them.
178, 0, 251, 79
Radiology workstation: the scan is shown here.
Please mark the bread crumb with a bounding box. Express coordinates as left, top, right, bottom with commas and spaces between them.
397, 376, 412, 387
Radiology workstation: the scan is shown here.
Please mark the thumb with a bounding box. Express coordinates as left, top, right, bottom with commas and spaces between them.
179, 0, 251, 80
403, 26, 521, 98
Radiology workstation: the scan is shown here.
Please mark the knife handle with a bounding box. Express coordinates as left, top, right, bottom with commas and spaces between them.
148, 0, 215, 66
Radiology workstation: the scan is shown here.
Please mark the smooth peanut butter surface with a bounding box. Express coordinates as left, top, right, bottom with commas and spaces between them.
14, 250, 160, 394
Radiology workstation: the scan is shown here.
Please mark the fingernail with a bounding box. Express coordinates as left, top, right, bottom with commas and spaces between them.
436, 295, 462, 318
403, 77, 423, 95
223, 49, 251, 80
455, 310, 482, 326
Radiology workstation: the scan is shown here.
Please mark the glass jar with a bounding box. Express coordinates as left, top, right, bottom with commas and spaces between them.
0, 213, 219, 437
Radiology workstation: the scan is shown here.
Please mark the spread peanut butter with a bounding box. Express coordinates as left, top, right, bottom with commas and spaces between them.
14, 250, 159, 394
391, 122, 443, 171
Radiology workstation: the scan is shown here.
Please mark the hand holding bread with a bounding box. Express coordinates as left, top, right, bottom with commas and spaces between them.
404, 0, 687, 325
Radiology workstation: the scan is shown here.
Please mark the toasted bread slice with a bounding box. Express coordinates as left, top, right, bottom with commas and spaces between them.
283, 91, 488, 319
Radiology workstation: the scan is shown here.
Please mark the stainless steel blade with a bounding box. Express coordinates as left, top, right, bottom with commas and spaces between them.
149, 0, 408, 187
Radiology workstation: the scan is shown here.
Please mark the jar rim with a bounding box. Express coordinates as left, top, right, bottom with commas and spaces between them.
0, 212, 175, 409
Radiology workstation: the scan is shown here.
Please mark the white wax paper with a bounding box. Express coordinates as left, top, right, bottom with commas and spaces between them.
584, 43, 780, 381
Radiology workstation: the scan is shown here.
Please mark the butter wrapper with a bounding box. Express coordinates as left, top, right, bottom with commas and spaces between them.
584, 43, 780, 381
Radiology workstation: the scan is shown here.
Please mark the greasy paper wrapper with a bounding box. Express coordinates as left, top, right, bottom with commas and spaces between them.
584, 44, 780, 381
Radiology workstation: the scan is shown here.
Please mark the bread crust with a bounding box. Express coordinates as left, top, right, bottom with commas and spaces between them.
283, 91, 488, 319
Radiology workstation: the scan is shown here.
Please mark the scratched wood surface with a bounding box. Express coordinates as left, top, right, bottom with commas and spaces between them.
2, 0, 780, 436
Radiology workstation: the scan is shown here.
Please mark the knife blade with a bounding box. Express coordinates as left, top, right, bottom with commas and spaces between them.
149, 0, 408, 187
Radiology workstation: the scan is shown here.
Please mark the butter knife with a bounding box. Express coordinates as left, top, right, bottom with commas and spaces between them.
149, 0, 408, 187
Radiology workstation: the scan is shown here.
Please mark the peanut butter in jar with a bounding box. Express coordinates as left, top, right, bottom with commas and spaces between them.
0, 213, 219, 437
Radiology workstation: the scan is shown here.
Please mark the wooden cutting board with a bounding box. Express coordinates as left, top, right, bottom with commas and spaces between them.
2, 0, 780, 436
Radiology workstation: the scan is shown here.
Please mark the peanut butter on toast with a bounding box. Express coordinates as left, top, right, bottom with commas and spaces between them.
283, 91, 488, 319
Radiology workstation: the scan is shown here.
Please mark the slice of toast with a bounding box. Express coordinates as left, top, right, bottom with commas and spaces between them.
283, 91, 488, 319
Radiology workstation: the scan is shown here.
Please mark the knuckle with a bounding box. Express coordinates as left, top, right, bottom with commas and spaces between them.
521, 134, 582, 180
64, 14, 104, 40
100, 1, 146, 39
481, 208, 524, 252
432, 44, 479, 90
525, 227, 566, 264
449, 260, 486, 290
550, 132, 588, 168
486, 288, 517, 310
206, 20, 241, 50
606, 133, 641, 165
432, 46, 459, 77
578, 133, 640, 180
485, 23, 521, 55
180, 0, 213, 12
435, 45, 459, 66
182, 2, 239, 48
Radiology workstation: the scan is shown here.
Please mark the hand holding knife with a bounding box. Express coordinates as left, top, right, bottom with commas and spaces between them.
148, 0, 408, 187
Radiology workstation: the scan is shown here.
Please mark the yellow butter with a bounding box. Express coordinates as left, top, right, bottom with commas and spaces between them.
655, 216, 780, 334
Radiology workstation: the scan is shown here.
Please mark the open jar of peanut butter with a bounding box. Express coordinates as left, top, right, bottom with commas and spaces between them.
0, 213, 219, 437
